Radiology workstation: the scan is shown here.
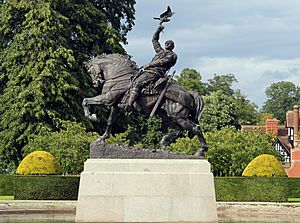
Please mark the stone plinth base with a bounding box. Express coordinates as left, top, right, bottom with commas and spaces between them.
75, 159, 217, 222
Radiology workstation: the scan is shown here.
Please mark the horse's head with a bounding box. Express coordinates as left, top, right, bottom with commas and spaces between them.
84, 58, 104, 88
84, 53, 139, 88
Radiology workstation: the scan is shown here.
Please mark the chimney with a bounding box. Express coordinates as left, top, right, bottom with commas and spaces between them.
265, 118, 279, 135
293, 105, 299, 141
288, 105, 300, 177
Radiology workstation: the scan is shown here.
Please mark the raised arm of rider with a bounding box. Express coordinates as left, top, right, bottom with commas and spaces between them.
152, 25, 164, 53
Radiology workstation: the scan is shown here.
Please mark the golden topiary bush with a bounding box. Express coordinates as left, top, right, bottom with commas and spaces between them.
242, 154, 287, 177
16, 151, 61, 175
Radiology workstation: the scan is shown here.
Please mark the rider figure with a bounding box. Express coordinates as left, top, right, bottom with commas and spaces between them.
124, 25, 177, 113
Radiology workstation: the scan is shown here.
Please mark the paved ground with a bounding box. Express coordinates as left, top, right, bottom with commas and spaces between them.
1, 201, 300, 222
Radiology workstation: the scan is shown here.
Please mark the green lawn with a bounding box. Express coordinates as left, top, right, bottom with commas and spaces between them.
0, 196, 14, 200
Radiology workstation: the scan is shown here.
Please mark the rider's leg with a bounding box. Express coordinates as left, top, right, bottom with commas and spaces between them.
127, 87, 139, 108
124, 86, 139, 114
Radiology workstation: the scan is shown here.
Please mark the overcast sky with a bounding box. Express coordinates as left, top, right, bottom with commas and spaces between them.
123, 1, 300, 108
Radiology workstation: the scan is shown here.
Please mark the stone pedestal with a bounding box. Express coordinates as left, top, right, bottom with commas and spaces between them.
75, 159, 217, 223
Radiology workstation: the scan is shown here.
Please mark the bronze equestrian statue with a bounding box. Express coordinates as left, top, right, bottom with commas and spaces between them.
82, 12, 208, 157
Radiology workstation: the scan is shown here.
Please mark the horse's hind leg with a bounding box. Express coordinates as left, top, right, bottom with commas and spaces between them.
171, 116, 208, 158
160, 130, 181, 150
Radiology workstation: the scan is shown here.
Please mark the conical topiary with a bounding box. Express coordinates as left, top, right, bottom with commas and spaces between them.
16, 151, 61, 175
242, 154, 287, 177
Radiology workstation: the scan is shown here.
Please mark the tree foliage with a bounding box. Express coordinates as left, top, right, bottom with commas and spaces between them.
23, 121, 98, 175
107, 116, 167, 149
206, 73, 237, 96
175, 71, 258, 130
200, 91, 239, 131
175, 68, 207, 95
168, 127, 281, 177
0, 0, 135, 172
262, 81, 300, 122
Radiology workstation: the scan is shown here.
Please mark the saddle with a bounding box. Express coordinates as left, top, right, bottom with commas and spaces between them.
141, 77, 168, 95
119, 77, 167, 112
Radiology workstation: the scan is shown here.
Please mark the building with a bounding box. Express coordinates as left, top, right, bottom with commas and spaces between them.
242, 105, 300, 177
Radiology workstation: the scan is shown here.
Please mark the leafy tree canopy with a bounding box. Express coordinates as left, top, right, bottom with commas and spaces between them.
176, 71, 258, 130
206, 73, 237, 96
0, 0, 135, 172
175, 68, 207, 95
262, 81, 300, 122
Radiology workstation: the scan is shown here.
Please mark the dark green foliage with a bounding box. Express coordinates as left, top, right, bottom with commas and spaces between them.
200, 91, 239, 131
23, 121, 98, 175
175, 68, 207, 95
168, 127, 280, 176
206, 127, 281, 176
206, 73, 237, 96
215, 177, 300, 202
0, 175, 14, 196
14, 175, 80, 200
0, 0, 135, 173
4, 175, 300, 202
106, 116, 167, 149
262, 81, 300, 122
176, 72, 258, 131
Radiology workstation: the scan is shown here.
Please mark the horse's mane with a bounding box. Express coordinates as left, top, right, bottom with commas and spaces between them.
91, 53, 139, 79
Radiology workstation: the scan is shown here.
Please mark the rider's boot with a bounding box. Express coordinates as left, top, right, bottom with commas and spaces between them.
124, 87, 139, 114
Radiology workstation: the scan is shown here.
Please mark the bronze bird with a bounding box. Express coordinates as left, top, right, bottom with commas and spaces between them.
153, 6, 175, 25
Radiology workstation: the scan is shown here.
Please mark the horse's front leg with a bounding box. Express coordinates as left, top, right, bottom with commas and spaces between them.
82, 98, 98, 122
82, 94, 112, 122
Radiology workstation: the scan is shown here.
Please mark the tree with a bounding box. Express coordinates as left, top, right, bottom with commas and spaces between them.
175, 71, 259, 130
0, 0, 135, 172
200, 90, 239, 131
206, 73, 237, 96
233, 90, 259, 125
175, 68, 207, 95
262, 81, 300, 122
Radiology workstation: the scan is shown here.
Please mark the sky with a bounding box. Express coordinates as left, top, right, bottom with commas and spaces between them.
123, 1, 300, 108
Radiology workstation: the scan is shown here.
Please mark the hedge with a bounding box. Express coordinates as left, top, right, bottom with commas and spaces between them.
215, 177, 300, 202
1, 175, 300, 201
0, 175, 80, 200
0, 175, 14, 196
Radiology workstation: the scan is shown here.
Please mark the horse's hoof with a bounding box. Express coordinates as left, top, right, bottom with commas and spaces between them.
194, 147, 207, 159
89, 114, 99, 122
194, 150, 205, 159
93, 137, 105, 145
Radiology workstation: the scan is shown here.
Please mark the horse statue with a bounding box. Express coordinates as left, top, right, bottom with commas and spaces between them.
82, 53, 208, 157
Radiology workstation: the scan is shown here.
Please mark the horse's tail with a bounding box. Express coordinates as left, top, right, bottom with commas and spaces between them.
189, 91, 204, 124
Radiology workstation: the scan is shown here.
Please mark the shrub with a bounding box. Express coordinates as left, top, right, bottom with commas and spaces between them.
242, 154, 287, 177
23, 120, 98, 175
16, 151, 61, 175
168, 127, 281, 176
167, 133, 199, 155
